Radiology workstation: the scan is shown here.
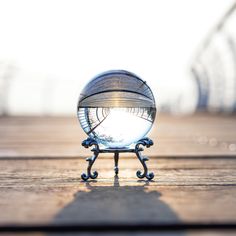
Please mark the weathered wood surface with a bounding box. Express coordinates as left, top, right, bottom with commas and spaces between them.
0, 157, 236, 223
0, 114, 236, 235
0, 114, 236, 157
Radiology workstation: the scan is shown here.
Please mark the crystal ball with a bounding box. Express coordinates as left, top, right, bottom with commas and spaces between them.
77, 70, 156, 148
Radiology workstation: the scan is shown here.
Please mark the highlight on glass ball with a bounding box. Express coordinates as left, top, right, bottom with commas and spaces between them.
77, 70, 156, 148
77, 70, 156, 181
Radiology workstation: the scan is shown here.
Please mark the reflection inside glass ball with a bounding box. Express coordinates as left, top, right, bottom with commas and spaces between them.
77, 70, 156, 148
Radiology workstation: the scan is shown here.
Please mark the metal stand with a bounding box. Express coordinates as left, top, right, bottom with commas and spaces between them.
81, 137, 154, 181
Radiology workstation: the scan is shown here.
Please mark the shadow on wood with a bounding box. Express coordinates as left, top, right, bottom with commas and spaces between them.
52, 176, 183, 234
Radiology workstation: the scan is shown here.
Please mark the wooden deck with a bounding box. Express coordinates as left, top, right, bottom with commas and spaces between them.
0, 114, 236, 235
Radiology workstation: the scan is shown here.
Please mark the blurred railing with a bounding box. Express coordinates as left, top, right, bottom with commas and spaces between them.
192, 3, 236, 113
1, 3, 236, 116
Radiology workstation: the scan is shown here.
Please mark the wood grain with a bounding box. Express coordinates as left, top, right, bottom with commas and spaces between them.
0, 157, 235, 225
1, 114, 236, 157
0, 115, 236, 235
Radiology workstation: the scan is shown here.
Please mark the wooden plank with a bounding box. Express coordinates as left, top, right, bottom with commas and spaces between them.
0, 115, 236, 235
1, 114, 236, 157
0, 157, 235, 226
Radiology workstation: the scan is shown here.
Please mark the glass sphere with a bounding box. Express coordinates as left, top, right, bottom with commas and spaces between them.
77, 70, 156, 148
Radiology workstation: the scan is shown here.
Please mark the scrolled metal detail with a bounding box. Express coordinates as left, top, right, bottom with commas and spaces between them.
82, 137, 99, 152
81, 137, 99, 181
135, 137, 154, 180
135, 137, 153, 150
81, 137, 155, 181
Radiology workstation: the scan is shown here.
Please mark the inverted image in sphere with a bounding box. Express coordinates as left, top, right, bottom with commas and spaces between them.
77, 70, 156, 148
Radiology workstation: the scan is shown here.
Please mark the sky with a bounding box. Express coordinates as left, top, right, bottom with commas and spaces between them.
0, 0, 234, 115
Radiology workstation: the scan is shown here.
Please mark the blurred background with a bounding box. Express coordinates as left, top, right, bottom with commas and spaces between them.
0, 0, 236, 116
1, 2, 236, 232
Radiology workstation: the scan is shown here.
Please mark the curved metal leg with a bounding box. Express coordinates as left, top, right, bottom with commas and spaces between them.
81, 137, 99, 181
135, 151, 154, 180
114, 151, 119, 175
81, 153, 99, 181
81, 137, 155, 180
135, 138, 154, 180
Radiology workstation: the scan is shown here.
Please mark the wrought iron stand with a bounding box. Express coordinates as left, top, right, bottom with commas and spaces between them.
81, 137, 154, 181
